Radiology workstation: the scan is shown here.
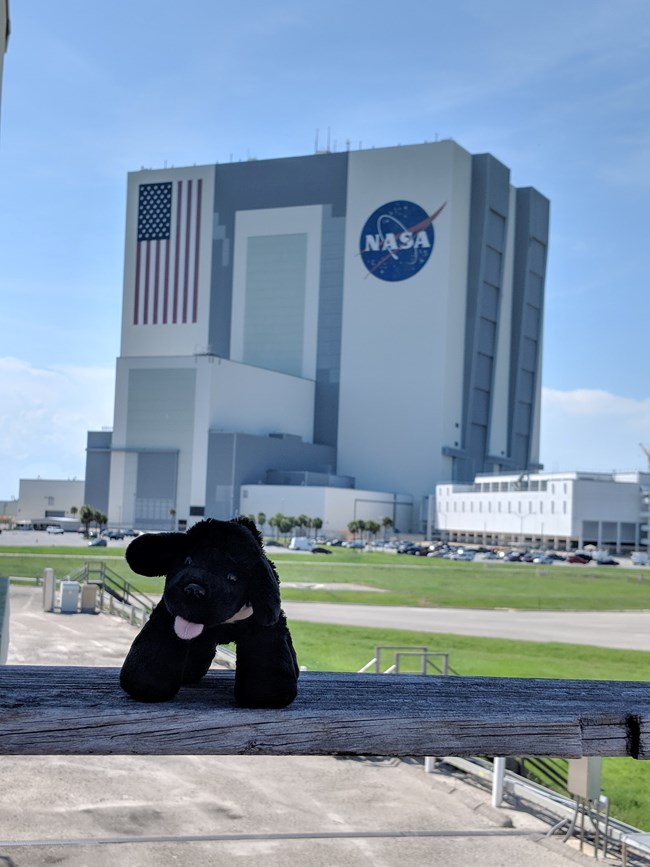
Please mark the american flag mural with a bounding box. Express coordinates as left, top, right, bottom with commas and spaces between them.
133, 179, 204, 325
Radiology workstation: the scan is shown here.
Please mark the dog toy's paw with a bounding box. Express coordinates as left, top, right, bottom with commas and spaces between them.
120, 669, 181, 703
234, 681, 298, 709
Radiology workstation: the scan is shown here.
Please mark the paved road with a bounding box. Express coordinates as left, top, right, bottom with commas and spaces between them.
283, 601, 650, 652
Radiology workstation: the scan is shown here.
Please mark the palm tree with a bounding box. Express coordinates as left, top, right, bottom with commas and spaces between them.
257, 512, 267, 535
269, 513, 283, 540
381, 516, 394, 539
366, 520, 380, 540
79, 505, 94, 537
169, 508, 177, 530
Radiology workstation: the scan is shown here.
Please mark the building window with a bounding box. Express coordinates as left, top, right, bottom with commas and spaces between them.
47, 497, 54, 506
563, 501, 567, 514
189, 506, 205, 516
540, 502, 544, 514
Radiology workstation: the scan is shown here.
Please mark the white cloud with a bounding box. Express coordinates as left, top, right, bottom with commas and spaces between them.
0, 358, 115, 497
540, 387, 650, 473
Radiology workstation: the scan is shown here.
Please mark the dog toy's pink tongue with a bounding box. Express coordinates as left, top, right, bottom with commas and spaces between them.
174, 616, 204, 640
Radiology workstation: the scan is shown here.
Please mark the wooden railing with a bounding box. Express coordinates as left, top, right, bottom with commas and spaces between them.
0, 666, 648, 759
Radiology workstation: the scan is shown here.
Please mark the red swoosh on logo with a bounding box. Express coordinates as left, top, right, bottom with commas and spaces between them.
364, 201, 447, 278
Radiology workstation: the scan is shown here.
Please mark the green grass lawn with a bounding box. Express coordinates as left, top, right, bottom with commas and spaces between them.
272, 549, 650, 611
3, 545, 650, 608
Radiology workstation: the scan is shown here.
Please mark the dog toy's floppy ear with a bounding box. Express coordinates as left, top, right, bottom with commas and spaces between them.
233, 515, 264, 546
249, 557, 282, 626
232, 516, 281, 626
126, 532, 187, 577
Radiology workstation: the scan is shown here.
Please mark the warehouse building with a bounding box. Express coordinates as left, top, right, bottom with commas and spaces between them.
433, 471, 650, 553
86, 140, 549, 532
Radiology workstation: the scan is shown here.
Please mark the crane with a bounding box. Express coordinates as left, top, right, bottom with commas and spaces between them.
640, 443, 650, 471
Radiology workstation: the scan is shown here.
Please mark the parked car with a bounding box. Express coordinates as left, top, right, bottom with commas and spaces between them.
46, 526, 64, 534
88, 538, 107, 547
566, 554, 590, 564
481, 551, 499, 560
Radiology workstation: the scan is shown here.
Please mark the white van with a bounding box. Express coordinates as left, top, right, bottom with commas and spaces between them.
289, 536, 312, 551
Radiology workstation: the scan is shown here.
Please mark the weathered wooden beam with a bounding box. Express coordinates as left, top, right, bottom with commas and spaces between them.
0, 666, 648, 759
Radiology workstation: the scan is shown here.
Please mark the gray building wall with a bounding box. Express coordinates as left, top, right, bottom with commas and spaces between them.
210, 154, 348, 450
509, 187, 549, 470
84, 430, 112, 515
205, 432, 338, 520
455, 156, 549, 483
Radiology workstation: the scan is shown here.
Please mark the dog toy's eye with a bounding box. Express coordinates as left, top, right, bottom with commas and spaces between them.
185, 556, 193, 566
226, 572, 238, 583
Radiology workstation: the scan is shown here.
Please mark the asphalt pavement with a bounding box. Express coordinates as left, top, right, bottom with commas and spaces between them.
0, 585, 592, 867
283, 601, 650, 652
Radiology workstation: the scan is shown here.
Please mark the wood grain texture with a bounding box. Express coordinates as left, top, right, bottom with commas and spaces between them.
0, 666, 648, 759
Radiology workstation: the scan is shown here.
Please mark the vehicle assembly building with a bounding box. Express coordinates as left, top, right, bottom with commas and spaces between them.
85, 140, 550, 534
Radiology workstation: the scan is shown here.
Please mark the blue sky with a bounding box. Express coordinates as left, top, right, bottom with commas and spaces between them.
0, 0, 649, 498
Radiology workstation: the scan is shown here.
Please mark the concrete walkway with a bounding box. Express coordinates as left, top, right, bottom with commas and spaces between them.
0, 586, 594, 866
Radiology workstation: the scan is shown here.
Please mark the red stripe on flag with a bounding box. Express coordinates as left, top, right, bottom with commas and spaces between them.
193, 179, 202, 323
173, 180, 182, 324
183, 180, 193, 323
162, 235, 170, 324
133, 242, 141, 325
143, 241, 151, 325
153, 240, 161, 324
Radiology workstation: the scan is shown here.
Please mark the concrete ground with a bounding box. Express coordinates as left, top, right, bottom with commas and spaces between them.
0, 585, 600, 866
282, 601, 650, 652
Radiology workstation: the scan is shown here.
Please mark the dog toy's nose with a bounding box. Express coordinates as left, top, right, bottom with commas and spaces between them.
183, 582, 206, 599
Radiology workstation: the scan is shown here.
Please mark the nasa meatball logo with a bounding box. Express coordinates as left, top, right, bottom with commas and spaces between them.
360, 200, 446, 282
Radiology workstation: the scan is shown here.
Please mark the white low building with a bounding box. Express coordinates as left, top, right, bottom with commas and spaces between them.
240, 484, 412, 540
433, 471, 650, 553
14, 479, 85, 530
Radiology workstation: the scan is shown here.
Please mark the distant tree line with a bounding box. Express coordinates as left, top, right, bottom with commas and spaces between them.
347, 516, 393, 540
244, 512, 394, 543
244, 512, 323, 541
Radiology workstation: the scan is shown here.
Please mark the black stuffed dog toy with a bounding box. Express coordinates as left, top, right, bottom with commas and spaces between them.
120, 517, 299, 708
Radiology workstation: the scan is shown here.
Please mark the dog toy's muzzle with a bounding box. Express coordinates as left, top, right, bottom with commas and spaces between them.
172, 603, 254, 641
